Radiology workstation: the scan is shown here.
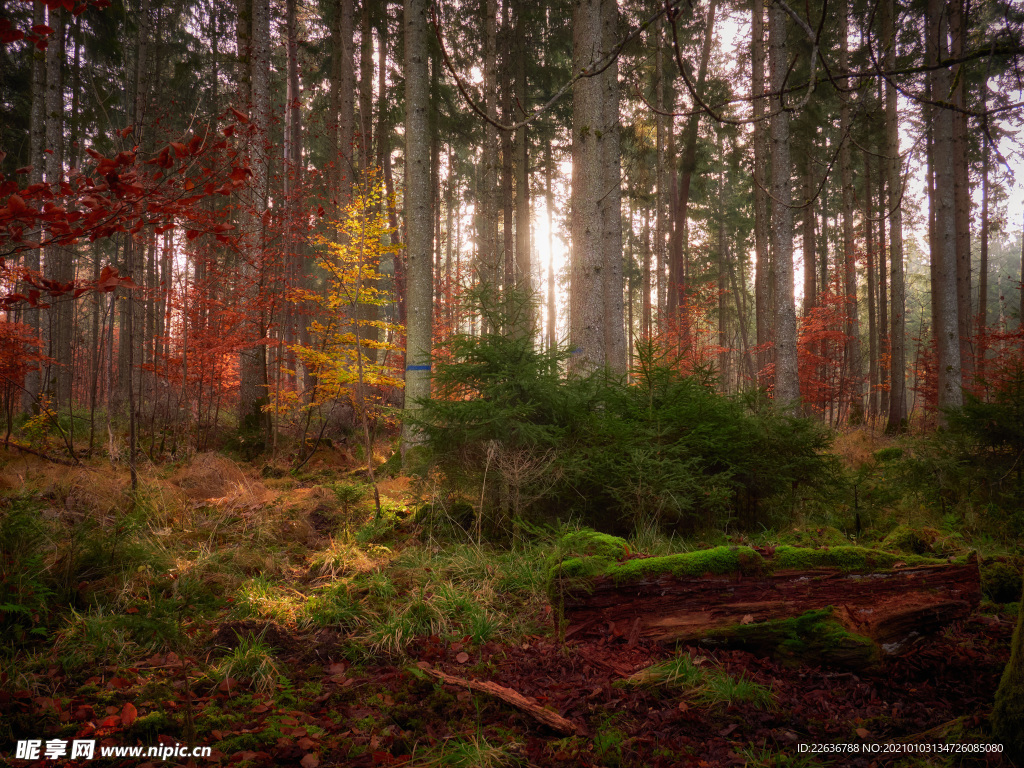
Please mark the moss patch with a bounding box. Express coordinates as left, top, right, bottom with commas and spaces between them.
552, 545, 766, 585
991, 583, 1024, 763
878, 525, 967, 557
770, 544, 955, 571
701, 608, 880, 670
981, 560, 1023, 604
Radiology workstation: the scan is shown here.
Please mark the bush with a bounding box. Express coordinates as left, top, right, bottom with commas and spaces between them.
410, 314, 836, 537
893, 365, 1024, 533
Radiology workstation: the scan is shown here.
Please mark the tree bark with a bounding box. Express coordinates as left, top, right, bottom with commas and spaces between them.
838, 0, 862, 420
928, 0, 963, 412
359, 1, 374, 170
333, 0, 355, 205
768, 1, 800, 408
401, 0, 432, 452
883, 0, 907, 432
751, 0, 771, 385
668, 0, 718, 320
237, 0, 272, 437
22, 0, 47, 411
555, 550, 981, 671
570, 0, 624, 374
479, 0, 500, 310
949, 0, 973, 388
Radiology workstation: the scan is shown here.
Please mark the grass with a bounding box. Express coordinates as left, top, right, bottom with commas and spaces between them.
410, 734, 525, 767
626, 654, 776, 710
214, 631, 282, 697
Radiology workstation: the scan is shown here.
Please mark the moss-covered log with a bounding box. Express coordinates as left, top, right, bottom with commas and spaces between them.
549, 531, 981, 670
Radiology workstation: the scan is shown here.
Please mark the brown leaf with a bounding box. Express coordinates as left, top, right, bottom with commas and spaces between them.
120, 703, 138, 727
740, 614, 754, 625
856, 727, 871, 739
297, 738, 316, 750
300, 753, 319, 768
455, 652, 470, 664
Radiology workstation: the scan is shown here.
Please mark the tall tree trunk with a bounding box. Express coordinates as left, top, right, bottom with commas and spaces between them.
500, 0, 514, 298
949, 0, 972, 388
238, 0, 272, 437
801, 158, 817, 316
600, 0, 626, 372
768, 1, 800, 407
752, 0, 771, 384
546, 140, 557, 350
333, 0, 355, 205
839, 0, 862, 420
978, 83, 990, 384
360, 1, 373, 170
22, 0, 47, 410
668, 0, 717, 320
654, 18, 668, 332
928, 0, 963, 412
43, 7, 72, 406
479, 0, 500, 307
864, 149, 878, 421
513, 0, 531, 308
883, 0, 907, 431
402, 0, 432, 451
570, 0, 624, 374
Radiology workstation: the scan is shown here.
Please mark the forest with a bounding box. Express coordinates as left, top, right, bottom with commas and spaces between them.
2, 0, 1024, 765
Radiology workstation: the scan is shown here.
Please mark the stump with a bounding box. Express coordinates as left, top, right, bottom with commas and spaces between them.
549, 531, 981, 670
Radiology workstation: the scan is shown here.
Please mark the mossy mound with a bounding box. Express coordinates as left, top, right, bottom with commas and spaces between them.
991, 583, 1024, 763
701, 608, 880, 670
548, 529, 968, 586
771, 544, 958, 571
552, 542, 765, 584
981, 560, 1023, 604
879, 525, 966, 557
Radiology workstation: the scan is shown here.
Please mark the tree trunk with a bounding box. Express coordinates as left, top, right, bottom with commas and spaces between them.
768, 2, 800, 408
553, 546, 981, 671
864, 149, 878, 421
801, 159, 817, 316
333, 0, 355, 205
838, 0, 861, 421
751, 0, 771, 385
600, 0, 626, 374
479, 0, 500, 309
977, 85, 989, 384
401, 0, 432, 452
654, 19, 668, 333
929, 0, 963, 413
513, 0, 531, 309
359, 1, 373, 170
570, 0, 624, 374
949, 0, 973, 389
668, 0, 718, 320
22, 0, 47, 411
238, 0, 272, 438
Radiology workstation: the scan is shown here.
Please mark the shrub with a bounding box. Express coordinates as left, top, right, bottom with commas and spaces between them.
410, 314, 835, 537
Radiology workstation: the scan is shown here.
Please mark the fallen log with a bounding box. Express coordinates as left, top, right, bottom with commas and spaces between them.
548, 530, 981, 670
418, 665, 582, 735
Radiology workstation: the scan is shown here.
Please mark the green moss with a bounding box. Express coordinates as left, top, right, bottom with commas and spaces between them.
771, 544, 955, 571
703, 608, 880, 670
554, 530, 629, 561
981, 561, 1023, 604
991, 582, 1024, 764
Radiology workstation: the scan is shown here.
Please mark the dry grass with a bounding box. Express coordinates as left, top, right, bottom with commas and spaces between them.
831, 426, 899, 470
171, 452, 249, 500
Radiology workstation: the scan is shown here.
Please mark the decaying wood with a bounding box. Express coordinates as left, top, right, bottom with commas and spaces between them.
420, 665, 582, 735
554, 551, 981, 668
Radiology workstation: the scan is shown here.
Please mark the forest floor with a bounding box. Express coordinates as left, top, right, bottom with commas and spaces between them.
0, 441, 1020, 768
